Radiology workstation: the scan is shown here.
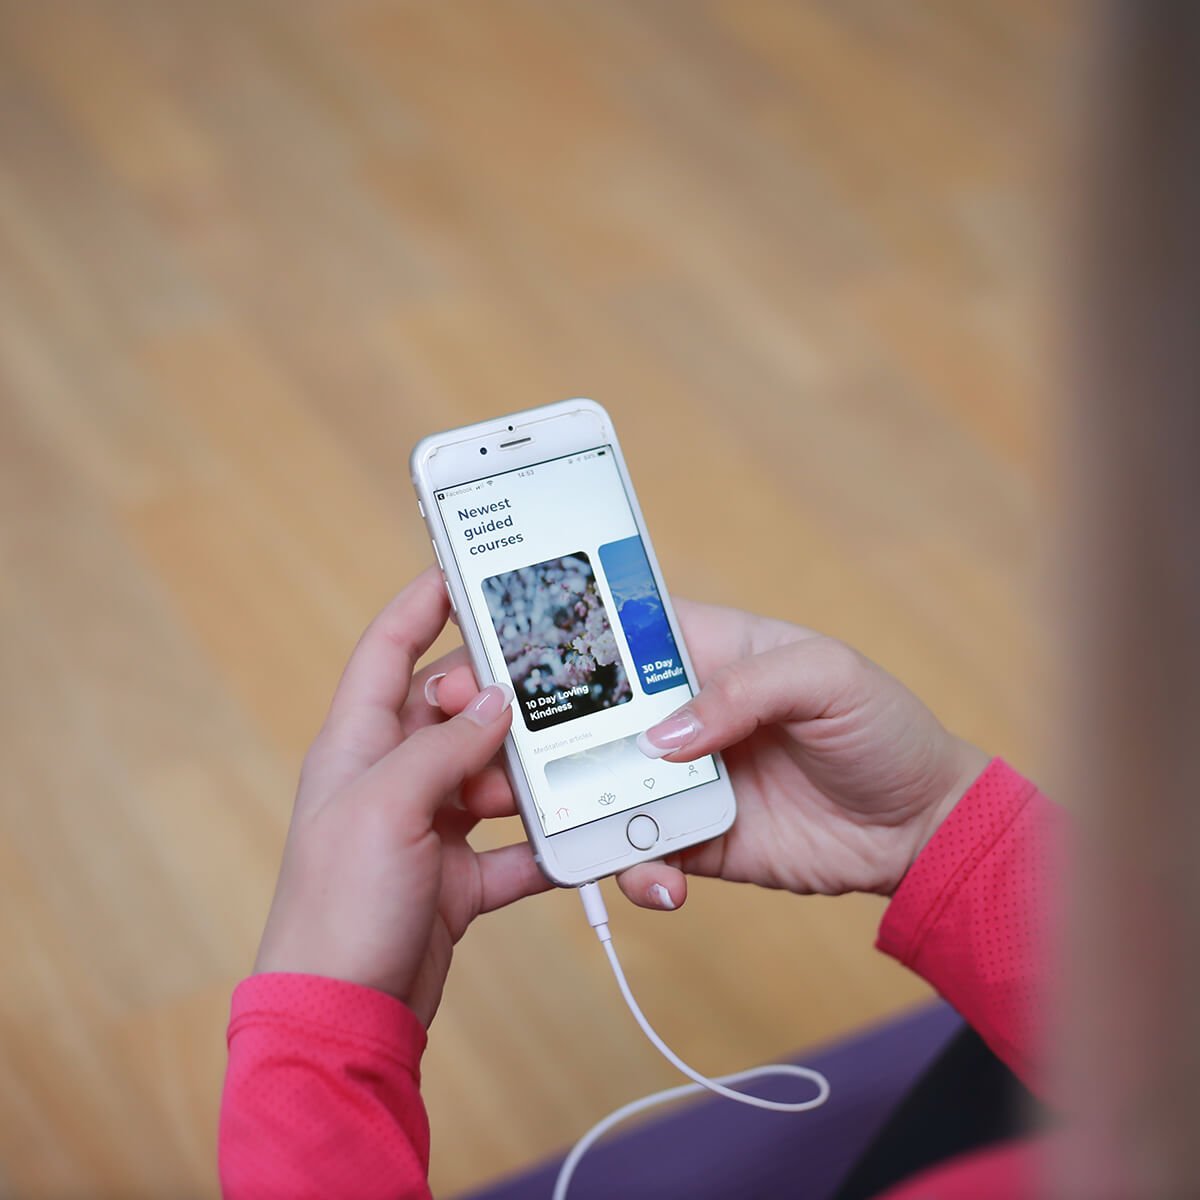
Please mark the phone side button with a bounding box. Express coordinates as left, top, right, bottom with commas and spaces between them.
417, 499, 426, 519
430, 540, 444, 570
626, 814, 659, 851
443, 578, 457, 614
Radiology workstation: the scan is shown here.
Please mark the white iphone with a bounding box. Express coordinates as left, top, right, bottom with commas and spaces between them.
410, 398, 736, 886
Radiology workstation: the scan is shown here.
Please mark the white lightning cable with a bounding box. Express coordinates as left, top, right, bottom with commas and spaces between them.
553, 882, 831, 1200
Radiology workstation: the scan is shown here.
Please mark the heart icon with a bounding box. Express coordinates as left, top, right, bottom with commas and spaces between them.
642, 778, 655, 789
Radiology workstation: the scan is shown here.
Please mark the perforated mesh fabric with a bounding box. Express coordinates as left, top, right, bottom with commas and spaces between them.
220, 973, 432, 1199
878, 758, 1062, 1091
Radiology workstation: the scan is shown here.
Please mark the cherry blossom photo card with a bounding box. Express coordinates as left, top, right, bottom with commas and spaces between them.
481, 552, 632, 732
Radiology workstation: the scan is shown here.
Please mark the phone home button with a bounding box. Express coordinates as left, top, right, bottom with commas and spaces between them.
626, 814, 660, 852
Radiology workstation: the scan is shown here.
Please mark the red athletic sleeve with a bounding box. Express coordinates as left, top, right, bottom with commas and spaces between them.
877, 757, 1063, 1093
219, 973, 432, 1200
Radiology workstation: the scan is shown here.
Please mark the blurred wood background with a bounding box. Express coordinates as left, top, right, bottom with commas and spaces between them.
0, 1, 1066, 1196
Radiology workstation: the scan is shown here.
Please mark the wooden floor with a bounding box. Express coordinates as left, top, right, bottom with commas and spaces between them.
0, 2, 1067, 1196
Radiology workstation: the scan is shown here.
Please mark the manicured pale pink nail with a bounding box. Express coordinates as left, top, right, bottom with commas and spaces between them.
462, 683, 514, 726
423, 673, 447, 706
649, 883, 676, 910
636, 709, 699, 759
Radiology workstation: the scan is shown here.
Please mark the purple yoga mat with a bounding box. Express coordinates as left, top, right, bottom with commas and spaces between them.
458, 1002, 961, 1200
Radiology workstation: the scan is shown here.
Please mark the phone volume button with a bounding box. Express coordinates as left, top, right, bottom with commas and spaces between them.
430, 540, 444, 570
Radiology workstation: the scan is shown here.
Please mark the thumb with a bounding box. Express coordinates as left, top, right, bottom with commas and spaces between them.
368, 683, 515, 822
636, 638, 859, 761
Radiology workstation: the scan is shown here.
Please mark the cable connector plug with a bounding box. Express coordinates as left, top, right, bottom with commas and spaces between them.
577, 880, 611, 943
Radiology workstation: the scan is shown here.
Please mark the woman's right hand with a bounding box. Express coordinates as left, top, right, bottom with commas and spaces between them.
617, 600, 990, 908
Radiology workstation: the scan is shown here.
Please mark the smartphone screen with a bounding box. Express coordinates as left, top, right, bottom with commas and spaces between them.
433, 446, 719, 837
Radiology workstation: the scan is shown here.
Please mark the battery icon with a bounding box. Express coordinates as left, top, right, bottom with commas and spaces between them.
597, 449, 607, 456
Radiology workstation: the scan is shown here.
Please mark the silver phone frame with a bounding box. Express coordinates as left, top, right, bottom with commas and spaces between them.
410, 398, 736, 886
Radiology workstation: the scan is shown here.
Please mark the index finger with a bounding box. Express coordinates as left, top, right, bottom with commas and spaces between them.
673, 598, 821, 683
325, 566, 450, 728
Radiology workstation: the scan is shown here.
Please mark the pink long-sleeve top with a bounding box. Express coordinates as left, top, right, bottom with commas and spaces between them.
219, 759, 1059, 1198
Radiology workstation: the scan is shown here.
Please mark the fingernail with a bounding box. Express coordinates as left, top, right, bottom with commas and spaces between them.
636, 709, 699, 759
462, 683, 514, 726
423, 673, 447, 706
649, 883, 676, 910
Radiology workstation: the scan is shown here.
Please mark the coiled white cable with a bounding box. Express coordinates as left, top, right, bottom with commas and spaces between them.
553, 883, 831, 1200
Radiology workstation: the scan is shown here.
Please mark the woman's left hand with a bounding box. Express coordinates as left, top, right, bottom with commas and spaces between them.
253, 567, 551, 1027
